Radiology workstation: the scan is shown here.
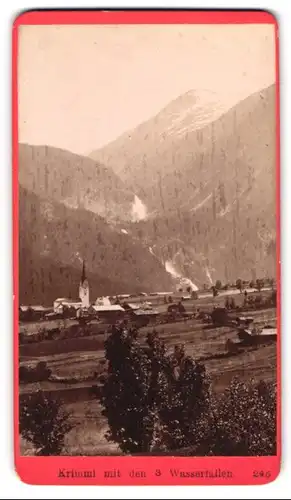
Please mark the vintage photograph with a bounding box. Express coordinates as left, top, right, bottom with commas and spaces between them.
18, 23, 277, 457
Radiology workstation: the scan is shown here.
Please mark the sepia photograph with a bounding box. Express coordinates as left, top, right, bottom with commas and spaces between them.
17, 21, 278, 458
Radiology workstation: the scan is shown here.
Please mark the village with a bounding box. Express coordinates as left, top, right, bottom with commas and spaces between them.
19, 261, 277, 343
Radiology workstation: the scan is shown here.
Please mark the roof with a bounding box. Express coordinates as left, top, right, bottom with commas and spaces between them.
54, 298, 69, 303
55, 299, 82, 305
92, 305, 125, 312
30, 305, 49, 312
133, 309, 159, 316
124, 302, 141, 310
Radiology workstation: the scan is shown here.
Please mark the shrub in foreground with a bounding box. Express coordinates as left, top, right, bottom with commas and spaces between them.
20, 391, 73, 455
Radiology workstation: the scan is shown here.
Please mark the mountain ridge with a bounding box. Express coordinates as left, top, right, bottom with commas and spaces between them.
18, 142, 147, 223
89, 84, 276, 285
19, 185, 173, 304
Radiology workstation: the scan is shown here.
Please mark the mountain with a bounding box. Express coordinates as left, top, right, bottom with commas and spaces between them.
91, 85, 277, 285
19, 84, 277, 295
19, 143, 146, 223
90, 86, 276, 216
19, 186, 173, 305
90, 89, 224, 213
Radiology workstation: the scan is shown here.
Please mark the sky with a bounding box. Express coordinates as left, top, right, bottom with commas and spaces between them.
18, 24, 276, 155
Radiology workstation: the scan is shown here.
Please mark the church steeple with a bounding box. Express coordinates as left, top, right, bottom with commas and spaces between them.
81, 260, 86, 284
79, 260, 90, 308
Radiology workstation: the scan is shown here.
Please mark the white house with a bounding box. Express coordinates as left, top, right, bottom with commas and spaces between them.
53, 298, 82, 313
95, 296, 112, 306
176, 277, 198, 293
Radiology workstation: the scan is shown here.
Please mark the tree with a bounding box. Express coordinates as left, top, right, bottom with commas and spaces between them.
236, 279, 243, 292
191, 291, 198, 300
212, 286, 218, 297
197, 378, 276, 456
177, 301, 186, 314
19, 362, 51, 384
270, 289, 277, 307
215, 280, 222, 290
270, 278, 275, 290
20, 391, 73, 455
211, 308, 229, 326
160, 355, 210, 451
101, 326, 210, 454
249, 280, 255, 289
230, 297, 236, 310
256, 279, 263, 292
101, 325, 154, 453
186, 286, 192, 294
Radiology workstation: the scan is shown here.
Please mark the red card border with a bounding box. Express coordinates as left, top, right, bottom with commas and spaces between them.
12, 9, 281, 486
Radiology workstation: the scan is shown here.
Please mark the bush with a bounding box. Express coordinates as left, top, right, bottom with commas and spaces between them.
19, 362, 52, 383
211, 308, 229, 326
19, 391, 73, 455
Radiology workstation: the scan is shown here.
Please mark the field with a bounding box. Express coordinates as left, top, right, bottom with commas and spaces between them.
19, 289, 277, 456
